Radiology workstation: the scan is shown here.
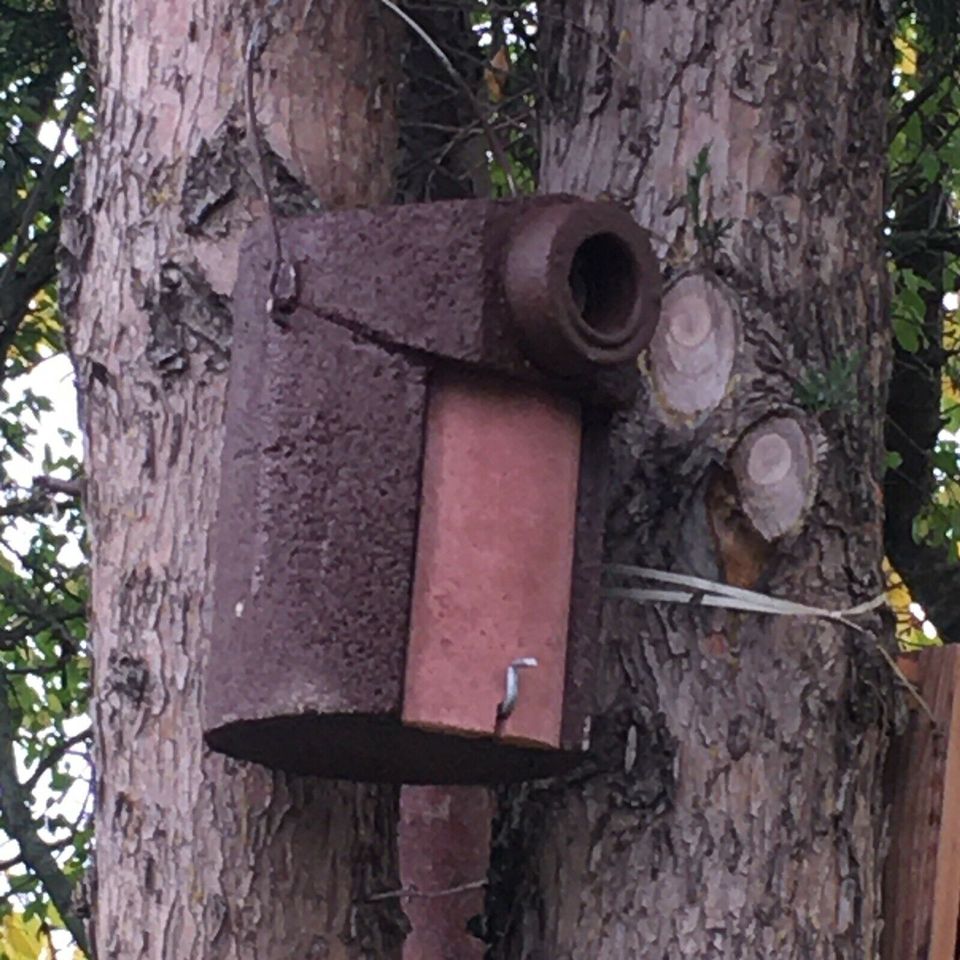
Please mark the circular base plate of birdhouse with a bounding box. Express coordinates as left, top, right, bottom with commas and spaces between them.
204, 713, 581, 784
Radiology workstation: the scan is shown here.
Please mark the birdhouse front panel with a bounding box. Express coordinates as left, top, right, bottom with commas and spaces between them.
402, 372, 581, 749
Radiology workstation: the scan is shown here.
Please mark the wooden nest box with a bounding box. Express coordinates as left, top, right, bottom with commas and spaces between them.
203, 195, 661, 783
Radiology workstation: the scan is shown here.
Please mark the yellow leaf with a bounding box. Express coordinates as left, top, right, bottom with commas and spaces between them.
895, 35, 917, 75
885, 559, 941, 649
0, 913, 50, 960
885, 560, 911, 613
484, 46, 510, 103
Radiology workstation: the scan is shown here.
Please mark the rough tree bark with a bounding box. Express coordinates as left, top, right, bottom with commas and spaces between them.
487, 2, 893, 958
61, 2, 408, 957
62, 0, 894, 958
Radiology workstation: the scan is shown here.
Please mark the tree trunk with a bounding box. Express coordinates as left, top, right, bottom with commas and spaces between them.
63, 0, 894, 957
487, 2, 893, 958
61, 2, 408, 957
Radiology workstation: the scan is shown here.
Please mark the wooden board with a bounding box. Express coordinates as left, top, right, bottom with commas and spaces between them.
403, 373, 581, 748
882, 646, 960, 960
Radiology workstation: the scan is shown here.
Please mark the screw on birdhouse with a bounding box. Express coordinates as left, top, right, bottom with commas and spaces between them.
496, 657, 538, 722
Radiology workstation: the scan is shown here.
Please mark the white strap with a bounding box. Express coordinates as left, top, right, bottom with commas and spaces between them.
604, 564, 886, 628
603, 565, 934, 720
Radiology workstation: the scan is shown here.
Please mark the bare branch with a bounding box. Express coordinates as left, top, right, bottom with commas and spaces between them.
376, 0, 518, 195
24, 729, 91, 793
33, 476, 82, 499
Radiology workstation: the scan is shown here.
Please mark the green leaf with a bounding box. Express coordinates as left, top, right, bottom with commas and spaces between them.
919, 149, 940, 182
893, 311, 921, 351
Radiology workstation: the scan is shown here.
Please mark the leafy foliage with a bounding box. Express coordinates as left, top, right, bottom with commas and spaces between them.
0, 0, 92, 955
685, 146, 734, 259
884, 9, 960, 644
795, 351, 863, 415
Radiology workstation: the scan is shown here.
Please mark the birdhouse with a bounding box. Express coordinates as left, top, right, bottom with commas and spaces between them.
203, 195, 661, 783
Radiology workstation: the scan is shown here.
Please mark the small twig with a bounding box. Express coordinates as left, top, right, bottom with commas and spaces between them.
375, 0, 518, 195
33, 476, 82, 498
24, 729, 91, 792
366, 879, 486, 903
244, 8, 296, 318
38, 905, 55, 957
0, 476, 86, 518
875, 643, 937, 725
0, 852, 24, 871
